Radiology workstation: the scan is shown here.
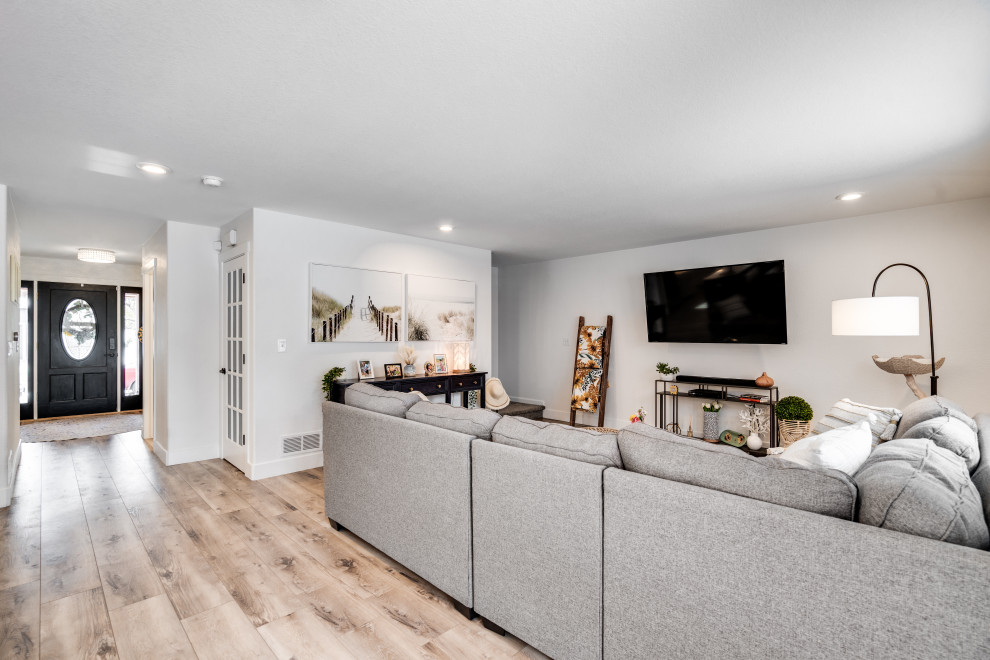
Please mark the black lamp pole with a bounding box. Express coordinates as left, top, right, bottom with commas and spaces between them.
871, 263, 937, 396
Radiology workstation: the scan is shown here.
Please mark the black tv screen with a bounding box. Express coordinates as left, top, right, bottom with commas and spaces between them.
644, 260, 787, 344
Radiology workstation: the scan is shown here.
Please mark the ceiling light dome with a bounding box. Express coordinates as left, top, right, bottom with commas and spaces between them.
136, 162, 170, 175
78, 248, 116, 263
438, 223, 454, 232
836, 192, 864, 201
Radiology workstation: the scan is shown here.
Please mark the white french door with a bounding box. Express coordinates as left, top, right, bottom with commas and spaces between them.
221, 254, 250, 473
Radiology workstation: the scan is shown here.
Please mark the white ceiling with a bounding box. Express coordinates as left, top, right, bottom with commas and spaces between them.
1, 1, 988, 266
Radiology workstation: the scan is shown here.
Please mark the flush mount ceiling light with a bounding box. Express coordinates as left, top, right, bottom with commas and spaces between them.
77, 248, 116, 264
201, 175, 223, 187
136, 162, 171, 175
438, 223, 454, 232
836, 192, 863, 201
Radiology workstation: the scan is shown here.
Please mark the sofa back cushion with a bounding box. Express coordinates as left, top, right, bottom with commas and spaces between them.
898, 416, 980, 472
853, 438, 989, 549
344, 382, 421, 417
406, 401, 502, 440
814, 398, 902, 447
971, 414, 990, 528
894, 396, 978, 439
492, 416, 623, 468
617, 423, 857, 519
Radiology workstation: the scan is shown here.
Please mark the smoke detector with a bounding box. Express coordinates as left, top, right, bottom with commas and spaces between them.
201, 175, 224, 187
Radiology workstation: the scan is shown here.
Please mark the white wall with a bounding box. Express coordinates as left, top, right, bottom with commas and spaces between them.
498, 197, 990, 430
21, 255, 141, 287
1, 186, 22, 506
140, 221, 220, 466
222, 208, 493, 477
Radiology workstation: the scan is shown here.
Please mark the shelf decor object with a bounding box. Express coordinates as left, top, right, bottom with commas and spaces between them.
775, 395, 814, 448
832, 263, 943, 398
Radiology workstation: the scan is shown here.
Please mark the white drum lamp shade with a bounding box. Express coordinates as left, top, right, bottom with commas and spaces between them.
831, 296, 920, 336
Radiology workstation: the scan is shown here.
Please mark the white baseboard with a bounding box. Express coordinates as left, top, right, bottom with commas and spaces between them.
1, 440, 23, 508
164, 444, 220, 466
247, 451, 323, 480
152, 440, 168, 466
511, 396, 546, 407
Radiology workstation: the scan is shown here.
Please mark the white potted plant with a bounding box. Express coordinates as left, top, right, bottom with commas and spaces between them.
397, 346, 417, 377
656, 362, 680, 382
702, 400, 722, 442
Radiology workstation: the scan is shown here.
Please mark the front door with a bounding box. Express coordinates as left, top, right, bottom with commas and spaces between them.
37, 282, 118, 418
221, 255, 249, 473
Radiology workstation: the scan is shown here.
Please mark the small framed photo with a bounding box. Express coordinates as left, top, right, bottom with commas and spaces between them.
433, 354, 448, 375
357, 359, 374, 380
384, 363, 403, 380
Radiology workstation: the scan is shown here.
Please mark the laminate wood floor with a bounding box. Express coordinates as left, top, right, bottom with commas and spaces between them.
0, 432, 551, 660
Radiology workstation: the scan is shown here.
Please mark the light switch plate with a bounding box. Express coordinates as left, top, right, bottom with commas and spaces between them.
277, 339, 287, 353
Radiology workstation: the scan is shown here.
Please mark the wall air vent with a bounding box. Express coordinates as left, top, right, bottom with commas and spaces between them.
281, 432, 322, 455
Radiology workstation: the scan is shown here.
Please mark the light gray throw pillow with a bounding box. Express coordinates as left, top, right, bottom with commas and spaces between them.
617, 423, 857, 519
854, 438, 989, 549
406, 401, 502, 440
971, 414, 990, 528
899, 416, 980, 472
492, 416, 623, 468
894, 396, 978, 439
344, 382, 421, 417
814, 398, 902, 447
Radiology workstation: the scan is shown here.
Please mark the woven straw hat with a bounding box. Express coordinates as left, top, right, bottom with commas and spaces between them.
485, 378, 510, 410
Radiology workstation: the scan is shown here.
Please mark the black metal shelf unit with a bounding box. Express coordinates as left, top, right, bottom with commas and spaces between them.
655, 377, 780, 452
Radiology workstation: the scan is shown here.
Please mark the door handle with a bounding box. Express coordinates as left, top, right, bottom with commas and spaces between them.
107, 353, 117, 358
219, 368, 227, 374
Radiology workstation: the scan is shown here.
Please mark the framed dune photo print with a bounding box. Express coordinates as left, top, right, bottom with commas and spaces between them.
357, 359, 374, 380
406, 274, 475, 341
310, 264, 402, 342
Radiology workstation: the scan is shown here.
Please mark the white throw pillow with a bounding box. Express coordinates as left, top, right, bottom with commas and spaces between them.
779, 421, 873, 476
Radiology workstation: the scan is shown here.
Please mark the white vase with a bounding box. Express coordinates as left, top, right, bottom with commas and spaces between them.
403, 364, 416, 377
746, 433, 763, 451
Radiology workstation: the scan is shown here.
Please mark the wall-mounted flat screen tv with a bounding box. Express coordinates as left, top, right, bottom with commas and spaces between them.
644, 260, 787, 344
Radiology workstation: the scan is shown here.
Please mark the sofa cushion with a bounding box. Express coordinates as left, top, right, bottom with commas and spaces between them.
778, 420, 873, 476
617, 423, 857, 519
899, 416, 980, 472
344, 382, 421, 417
406, 401, 502, 440
491, 416, 623, 468
854, 438, 989, 549
971, 414, 990, 528
813, 398, 902, 447
894, 396, 978, 439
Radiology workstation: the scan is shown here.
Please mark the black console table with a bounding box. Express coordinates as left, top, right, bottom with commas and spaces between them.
332, 372, 487, 408
656, 375, 779, 454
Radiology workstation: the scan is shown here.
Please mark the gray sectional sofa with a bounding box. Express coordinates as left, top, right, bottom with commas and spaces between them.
323, 384, 990, 659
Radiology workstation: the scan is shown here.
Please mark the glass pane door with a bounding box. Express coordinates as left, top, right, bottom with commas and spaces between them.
121, 287, 143, 410
19, 283, 32, 419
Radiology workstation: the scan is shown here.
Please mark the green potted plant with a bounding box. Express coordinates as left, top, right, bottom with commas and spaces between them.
775, 395, 814, 447
656, 362, 680, 381
322, 366, 346, 401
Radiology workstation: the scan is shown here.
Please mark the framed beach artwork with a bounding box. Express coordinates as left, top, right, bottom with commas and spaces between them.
310, 264, 402, 342
406, 275, 475, 342
357, 359, 374, 380
433, 354, 449, 375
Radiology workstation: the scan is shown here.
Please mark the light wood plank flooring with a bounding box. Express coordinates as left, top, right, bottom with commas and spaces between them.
0, 432, 550, 660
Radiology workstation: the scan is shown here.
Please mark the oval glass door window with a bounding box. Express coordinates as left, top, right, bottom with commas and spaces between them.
62, 298, 97, 360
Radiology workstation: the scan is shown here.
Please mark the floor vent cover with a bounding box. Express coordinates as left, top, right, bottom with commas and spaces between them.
282, 432, 322, 455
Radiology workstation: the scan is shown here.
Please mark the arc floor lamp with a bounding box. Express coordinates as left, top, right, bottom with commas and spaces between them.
832, 263, 940, 397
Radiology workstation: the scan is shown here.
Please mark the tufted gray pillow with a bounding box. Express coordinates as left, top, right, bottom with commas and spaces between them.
344, 382, 421, 417
854, 439, 989, 549
971, 414, 990, 528
618, 423, 858, 519
492, 416, 623, 468
899, 416, 980, 472
894, 395, 978, 439
406, 401, 502, 440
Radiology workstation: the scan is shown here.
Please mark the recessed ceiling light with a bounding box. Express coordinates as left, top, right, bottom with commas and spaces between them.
136, 162, 170, 175
836, 192, 863, 201
201, 175, 223, 187
438, 224, 454, 232
78, 248, 116, 264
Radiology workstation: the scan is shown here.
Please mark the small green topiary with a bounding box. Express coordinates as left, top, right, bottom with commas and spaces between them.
656, 362, 680, 376
322, 366, 346, 401
776, 396, 814, 422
